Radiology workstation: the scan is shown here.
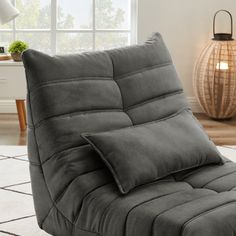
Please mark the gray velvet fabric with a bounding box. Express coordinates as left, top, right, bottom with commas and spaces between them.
22, 32, 236, 236
83, 110, 223, 194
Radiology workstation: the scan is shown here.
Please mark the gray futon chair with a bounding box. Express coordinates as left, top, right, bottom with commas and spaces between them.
22, 33, 236, 236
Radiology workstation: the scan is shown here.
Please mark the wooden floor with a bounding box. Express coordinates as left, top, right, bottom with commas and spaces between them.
194, 113, 236, 145
0, 114, 26, 146
0, 113, 235, 146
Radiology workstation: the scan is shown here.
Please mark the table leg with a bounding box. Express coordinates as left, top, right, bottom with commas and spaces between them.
15, 100, 27, 132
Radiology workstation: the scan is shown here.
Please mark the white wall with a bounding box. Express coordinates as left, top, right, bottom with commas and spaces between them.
138, 0, 236, 98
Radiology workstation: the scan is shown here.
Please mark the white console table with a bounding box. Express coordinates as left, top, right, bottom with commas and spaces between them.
0, 60, 27, 131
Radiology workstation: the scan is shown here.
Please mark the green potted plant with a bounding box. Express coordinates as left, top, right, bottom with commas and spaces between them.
8, 40, 28, 62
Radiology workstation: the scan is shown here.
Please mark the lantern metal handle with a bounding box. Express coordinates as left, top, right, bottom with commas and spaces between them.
213, 10, 233, 41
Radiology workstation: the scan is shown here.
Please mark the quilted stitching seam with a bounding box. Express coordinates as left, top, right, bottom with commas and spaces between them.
73, 185, 119, 236
173, 166, 215, 182
106, 52, 134, 126
114, 61, 172, 81
32, 109, 124, 129
82, 108, 190, 136
73, 225, 102, 236
97, 195, 121, 233
151, 193, 218, 236
27, 160, 41, 166
229, 186, 236, 191
41, 144, 90, 166
202, 170, 236, 189
124, 89, 184, 111
173, 162, 236, 182
42, 201, 103, 236
33, 106, 189, 172
124, 189, 189, 235
30, 76, 113, 94
53, 168, 106, 205
40, 203, 55, 228
181, 200, 236, 236
98, 178, 181, 233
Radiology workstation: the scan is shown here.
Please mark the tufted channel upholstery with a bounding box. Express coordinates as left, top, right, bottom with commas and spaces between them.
23, 33, 236, 236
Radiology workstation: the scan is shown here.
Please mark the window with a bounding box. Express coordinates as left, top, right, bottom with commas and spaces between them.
0, 0, 137, 55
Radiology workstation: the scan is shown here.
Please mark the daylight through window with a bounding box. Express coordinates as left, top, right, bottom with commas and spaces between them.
0, 0, 137, 54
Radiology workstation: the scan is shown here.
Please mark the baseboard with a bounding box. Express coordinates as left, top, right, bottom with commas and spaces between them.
0, 100, 17, 113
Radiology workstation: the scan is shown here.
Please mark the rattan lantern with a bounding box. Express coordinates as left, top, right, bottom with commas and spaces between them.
194, 10, 236, 120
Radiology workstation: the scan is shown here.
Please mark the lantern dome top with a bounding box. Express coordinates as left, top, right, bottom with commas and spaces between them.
213, 10, 234, 41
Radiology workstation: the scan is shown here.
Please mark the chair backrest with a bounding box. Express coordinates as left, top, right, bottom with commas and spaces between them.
22, 32, 189, 226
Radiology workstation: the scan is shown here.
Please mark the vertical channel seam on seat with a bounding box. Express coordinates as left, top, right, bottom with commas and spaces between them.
124, 189, 189, 236
150, 193, 217, 236
97, 195, 122, 233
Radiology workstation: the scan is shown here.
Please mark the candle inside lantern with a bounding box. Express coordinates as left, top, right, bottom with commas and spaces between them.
216, 62, 229, 70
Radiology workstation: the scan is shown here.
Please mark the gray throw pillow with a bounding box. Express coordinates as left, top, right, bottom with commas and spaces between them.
82, 110, 224, 194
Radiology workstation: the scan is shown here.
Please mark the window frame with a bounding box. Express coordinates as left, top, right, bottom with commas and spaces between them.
0, 0, 138, 54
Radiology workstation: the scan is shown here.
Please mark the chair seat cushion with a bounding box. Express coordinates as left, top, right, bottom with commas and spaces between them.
73, 162, 236, 236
